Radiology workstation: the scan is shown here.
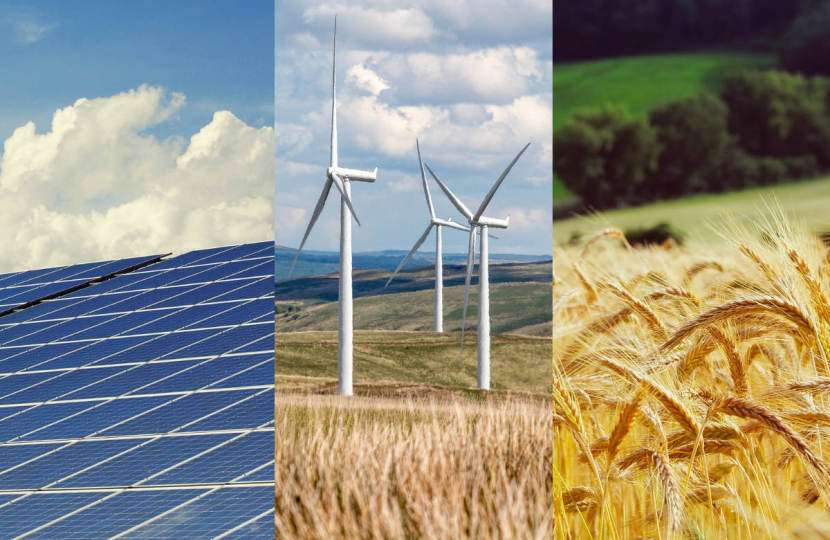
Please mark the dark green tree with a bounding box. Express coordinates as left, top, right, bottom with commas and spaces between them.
552, 107, 659, 209
648, 93, 733, 197
779, 1, 830, 76
720, 70, 830, 168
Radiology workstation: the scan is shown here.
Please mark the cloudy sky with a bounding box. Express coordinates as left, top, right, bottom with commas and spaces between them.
275, 0, 553, 256
0, 1, 274, 272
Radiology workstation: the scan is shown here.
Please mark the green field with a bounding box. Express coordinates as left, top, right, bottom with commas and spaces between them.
553, 175, 830, 246
551, 51, 775, 198
275, 330, 550, 394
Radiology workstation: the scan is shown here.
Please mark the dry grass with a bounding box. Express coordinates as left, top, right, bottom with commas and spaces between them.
275, 390, 552, 539
553, 212, 830, 538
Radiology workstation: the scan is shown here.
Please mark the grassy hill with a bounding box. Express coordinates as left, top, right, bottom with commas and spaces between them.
275, 331, 550, 394
552, 175, 830, 247
552, 51, 775, 199
275, 250, 548, 280
275, 261, 552, 335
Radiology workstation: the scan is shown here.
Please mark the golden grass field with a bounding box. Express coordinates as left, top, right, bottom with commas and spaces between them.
275, 264, 554, 539
553, 213, 830, 538
275, 386, 552, 539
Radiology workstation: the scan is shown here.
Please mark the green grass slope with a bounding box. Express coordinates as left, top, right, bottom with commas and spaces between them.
276, 281, 552, 335
551, 51, 775, 199
275, 331, 551, 394
552, 175, 830, 246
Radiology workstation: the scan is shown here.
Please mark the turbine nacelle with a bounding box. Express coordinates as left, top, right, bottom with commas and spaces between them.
327, 166, 378, 183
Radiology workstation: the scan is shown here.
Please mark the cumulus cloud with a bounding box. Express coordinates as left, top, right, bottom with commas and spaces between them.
329, 91, 551, 168
302, 4, 436, 47
0, 85, 274, 272
501, 207, 550, 231
345, 64, 390, 96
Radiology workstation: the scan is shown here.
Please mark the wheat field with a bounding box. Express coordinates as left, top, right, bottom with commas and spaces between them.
275, 391, 552, 539
553, 214, 830, 538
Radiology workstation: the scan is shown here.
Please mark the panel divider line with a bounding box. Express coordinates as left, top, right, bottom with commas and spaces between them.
0, 254, 170, 319
0, 427, 273, 446
0, 480, 272, 495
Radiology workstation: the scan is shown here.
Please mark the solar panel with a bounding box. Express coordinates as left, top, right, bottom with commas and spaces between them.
0, 242, 274, 538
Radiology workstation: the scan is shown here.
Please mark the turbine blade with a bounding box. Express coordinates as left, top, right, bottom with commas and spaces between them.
416, 139, 435, 218
473, 142, 530, 221
488, 233, 498, 240
439, 220, 471, 233
460, 227, 476, 354
330, 172, 361, 226
289, 177, 334, 277
330, 16, 338, 168
424, 163, 474, 220
385, 223, 433, 288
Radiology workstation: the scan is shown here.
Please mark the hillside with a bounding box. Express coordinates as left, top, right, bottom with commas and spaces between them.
551, 51, 775, 199
552, 175, 830, 247
274, 261, 552, 335
275, 249, 549, 279
275, 330, 551, 393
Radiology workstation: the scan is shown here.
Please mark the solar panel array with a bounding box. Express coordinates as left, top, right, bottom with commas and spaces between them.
0, 242, 274, 539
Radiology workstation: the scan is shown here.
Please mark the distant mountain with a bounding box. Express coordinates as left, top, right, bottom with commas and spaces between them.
275, 249, 551, 281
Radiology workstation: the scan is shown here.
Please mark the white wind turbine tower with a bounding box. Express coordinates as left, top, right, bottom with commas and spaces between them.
424, 143, 530, 390
384, 139, 470, 332
288, 18, 378, 397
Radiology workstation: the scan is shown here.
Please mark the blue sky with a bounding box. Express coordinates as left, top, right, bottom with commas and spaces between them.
275, 0, 553, 257
0, 1, 274, 271
0, 1, 273, 139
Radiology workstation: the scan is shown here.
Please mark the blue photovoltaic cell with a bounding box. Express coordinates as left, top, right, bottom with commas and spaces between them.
0, 342, 90, 374
209, 277, 272, 301
123, 303, 234, 335
151, 282, 254, 309
34, 336, 156, 370
186, 391, 273, 432
213, 358, 274, 389
122, 486, 273, 539
0, 402, 97, 441
23, 395, 172, 441
101, 330, 220, 364
0, 242, 274, 538
0, 439, 139, 490
1, 367, 126, 404
161, 324, 272, 359
58, 434, 233, 488
64, 361, 198, 400
27, 489, 205, 539
216, 512, 273, 539
139, 355, 268, 394
146, 431, 273, 485
102, 389, 258, 436
0, 493, 106, 538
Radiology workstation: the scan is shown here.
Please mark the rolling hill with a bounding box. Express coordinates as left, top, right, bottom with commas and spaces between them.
551, 51, 775, 199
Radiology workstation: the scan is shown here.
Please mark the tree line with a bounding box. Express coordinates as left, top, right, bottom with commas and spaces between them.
552, 71, 830, 210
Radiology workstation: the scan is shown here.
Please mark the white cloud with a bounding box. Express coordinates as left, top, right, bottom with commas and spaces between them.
302, 4, 436, 46
0, 85, 274, 272
500, 207, 550, 231
289, 32, 321, 49
345, 64, 390, 96
353, 46, 542, 104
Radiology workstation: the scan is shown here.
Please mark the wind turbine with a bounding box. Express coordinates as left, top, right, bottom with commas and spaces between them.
384, 139, 470, 332
289, 18, 378, 396
424, 143, 530, 390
